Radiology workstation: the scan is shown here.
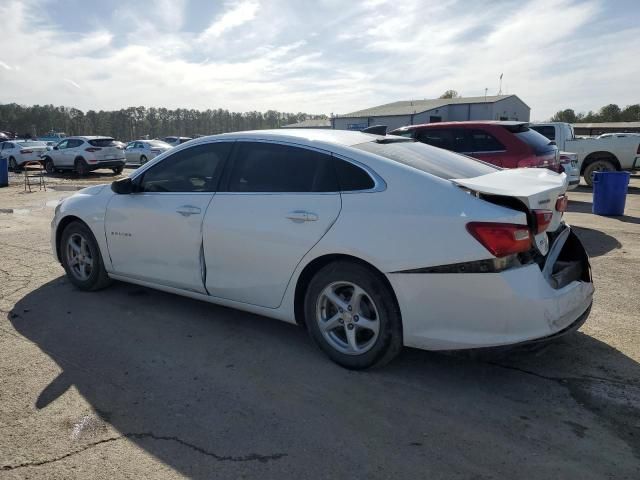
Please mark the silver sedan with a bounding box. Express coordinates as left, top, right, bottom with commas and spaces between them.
124, 140, 172, 166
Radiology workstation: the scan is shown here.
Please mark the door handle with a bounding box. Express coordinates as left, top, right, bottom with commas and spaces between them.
286, 210, 318, 223
176, 205, 201, 217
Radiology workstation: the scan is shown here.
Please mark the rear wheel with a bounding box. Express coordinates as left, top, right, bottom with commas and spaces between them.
60, 221, 111, 291
304, 261, 402, 369
112, 166, 124, 175
75, 158, 88, 176
44, 157, 55, 174
583, 159, 615, 187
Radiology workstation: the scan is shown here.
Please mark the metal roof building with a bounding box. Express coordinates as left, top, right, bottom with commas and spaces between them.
332, 94, 530, 131
572, 122, 640, 136
282, 119, 332, 129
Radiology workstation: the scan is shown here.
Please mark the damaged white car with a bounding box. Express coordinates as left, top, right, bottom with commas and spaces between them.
51, 130, 593, 369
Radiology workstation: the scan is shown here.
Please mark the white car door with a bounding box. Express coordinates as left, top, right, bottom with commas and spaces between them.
203, 141, 341, 308
124, 143, 136, 163
105, 142, 233, 292
51, 139, 68, 166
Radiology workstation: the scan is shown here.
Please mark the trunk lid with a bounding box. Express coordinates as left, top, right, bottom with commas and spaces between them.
452, 168, 569, 255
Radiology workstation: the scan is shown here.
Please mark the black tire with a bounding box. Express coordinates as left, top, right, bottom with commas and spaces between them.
140, 155, 148, 165
44, 157, 55, 174
60, 221, 112, 291
9, 157, 20, 172
112, 166, 124, 174
304, 261, 402, 369
583, 159, 615, 187
75, 158, 88, 176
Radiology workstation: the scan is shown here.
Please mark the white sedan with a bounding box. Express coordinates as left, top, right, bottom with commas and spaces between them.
1, 140, 48, 170
51, 130, 593, 369
124, 140, 172, 166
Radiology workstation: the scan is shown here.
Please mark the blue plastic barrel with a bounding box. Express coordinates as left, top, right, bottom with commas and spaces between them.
0, 157, 8, 188
592, 171, 630, 216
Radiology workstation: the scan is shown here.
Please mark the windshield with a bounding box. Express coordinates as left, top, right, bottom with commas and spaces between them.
352, 140, 498, 180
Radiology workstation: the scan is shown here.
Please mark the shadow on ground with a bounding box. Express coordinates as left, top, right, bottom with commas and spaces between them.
569, 199, 640, 226
6, 277, 640, 478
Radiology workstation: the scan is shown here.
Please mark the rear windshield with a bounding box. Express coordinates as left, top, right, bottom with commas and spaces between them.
88, 138, 116, 147
353, 140, 498, 180
513, 128, 555, 154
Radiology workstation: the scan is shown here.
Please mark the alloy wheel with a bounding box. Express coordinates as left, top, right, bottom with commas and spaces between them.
316, 281, 380, 355
66, 233, 94, 281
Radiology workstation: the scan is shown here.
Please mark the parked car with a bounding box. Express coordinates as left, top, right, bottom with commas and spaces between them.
530, 123, 640, 186
559, 152, 580, 190
124, 140, 172, 166
0, 140, 49, 171
51, 129, 592, 369
389, 121, 560, 171
42, 136, 125, 175
37, 131, 67, 143
597, 133, 640, 139
163, 136, 192, 147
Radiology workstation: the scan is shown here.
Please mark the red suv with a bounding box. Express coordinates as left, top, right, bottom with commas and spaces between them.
389, 121, 559, 171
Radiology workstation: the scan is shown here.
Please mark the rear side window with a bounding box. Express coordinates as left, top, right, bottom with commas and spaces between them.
226, 142, 337, 193
513, 128, 555, 154
468, 130, 505, 152
140, 142, 232, 193
353, 140, 498, 180
530, 125, 556, 141
334, 158, 375, 191
89, 138, 117, 147
416, 128, 469, 153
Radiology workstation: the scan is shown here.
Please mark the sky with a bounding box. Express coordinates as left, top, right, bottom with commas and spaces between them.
0, 0, 638, 120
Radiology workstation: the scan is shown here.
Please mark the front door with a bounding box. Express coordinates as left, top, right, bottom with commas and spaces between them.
203, 141, 341, 308
105, 142, 233, 292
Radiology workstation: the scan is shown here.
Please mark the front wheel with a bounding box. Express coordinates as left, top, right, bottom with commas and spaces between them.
44, 157, 55, 174
112, 166, 124, 175
9, 157, 21, 172
60, 221, 111, 291
583, 159, 615, 187
304, 261, 402, 369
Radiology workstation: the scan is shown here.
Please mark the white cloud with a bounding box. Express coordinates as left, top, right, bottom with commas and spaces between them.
0, 0, 638, 120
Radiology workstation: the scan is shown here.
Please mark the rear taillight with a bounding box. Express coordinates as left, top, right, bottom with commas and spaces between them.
555, 194, 568, 212
517, 157, 535, 168
532, 209, 553, 234
85, 147, 102, 152
466, 222, 532, 257
20, 149, 33, 154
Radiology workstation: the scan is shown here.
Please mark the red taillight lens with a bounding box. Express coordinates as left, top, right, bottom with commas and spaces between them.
466, 222, 532, 257
555, 194, 568, 213
532, 209, 553, 234
85, 147, 102, 152
20, 149, 33, 154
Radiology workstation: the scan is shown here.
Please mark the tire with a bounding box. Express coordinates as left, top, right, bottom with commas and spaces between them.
60, 221, 112, 291
304, 261, 402, 369
75, 158, 88, 176
140, 155, 148, 165
583, 159, 615, 187
9, 157, 20, 172
112, 166, 124, 175
44, 157, 55, 174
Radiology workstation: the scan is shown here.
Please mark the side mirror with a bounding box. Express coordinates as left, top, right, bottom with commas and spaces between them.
53, 146, 59, 150
111, 177, 134, 194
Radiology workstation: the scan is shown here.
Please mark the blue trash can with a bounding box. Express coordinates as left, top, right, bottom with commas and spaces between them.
0, 157, 8, 188
592, 171, 630, 216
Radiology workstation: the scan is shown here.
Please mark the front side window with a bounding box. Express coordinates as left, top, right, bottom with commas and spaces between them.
56, 140, 69, 149
226, 142, 337, 193
139, 142, 232, 193
468, 130, 505, 152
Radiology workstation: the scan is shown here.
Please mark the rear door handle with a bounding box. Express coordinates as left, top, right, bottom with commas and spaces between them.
286, 210, 318, 223
176, 205, 201, 217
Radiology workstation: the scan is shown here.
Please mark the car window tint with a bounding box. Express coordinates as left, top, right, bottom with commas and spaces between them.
68, 139, 83, 148
334, 158, 375, 191
353, 140, 498, 180
89, 138, 116, 147
140, 142, 232, 193
530, 125, 556, 141
226, 142, 337, 193
57, 140, 68, 149
469, 130, 505, 152
416, 128, 469, 152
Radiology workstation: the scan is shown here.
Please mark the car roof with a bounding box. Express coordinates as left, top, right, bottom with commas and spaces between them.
393, 121, 529, 130
201, 129, 383, 148
66, 136, 113, 140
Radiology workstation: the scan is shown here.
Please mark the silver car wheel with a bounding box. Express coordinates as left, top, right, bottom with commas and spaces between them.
316, 281, 380, 355
66, 233, 94, 281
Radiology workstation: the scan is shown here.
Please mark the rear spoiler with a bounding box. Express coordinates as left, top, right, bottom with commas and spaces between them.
362, 125, 388, 135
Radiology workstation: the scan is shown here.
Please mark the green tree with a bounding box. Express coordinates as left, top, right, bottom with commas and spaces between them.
439, 90, 460, 99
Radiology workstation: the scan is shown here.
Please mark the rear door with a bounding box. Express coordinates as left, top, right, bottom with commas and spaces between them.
202, 141, 341, 308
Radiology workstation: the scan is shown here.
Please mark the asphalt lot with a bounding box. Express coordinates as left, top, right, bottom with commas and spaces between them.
0, 168, 639, 479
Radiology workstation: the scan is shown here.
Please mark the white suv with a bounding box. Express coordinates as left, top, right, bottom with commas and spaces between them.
42, 136, 125, 175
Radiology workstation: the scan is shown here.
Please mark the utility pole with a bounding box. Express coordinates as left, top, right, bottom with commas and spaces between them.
498, 73, 503, 95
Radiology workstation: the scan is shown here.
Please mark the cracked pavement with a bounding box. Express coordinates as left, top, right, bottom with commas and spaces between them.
0, 170, 639, 479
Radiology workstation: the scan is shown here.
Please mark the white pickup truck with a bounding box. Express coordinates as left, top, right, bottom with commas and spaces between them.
531, 122, 640, 186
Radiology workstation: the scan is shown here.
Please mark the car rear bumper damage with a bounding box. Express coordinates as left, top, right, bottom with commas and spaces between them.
388, 225, 594, 351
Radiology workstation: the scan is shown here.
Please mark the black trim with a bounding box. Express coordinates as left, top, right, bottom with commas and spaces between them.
391, 256, 519, 274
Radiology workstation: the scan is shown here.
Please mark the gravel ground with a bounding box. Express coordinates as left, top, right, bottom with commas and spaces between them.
0, 169, 639, 479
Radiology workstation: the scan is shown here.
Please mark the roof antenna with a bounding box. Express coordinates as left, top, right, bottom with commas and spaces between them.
484, 88, 488, 100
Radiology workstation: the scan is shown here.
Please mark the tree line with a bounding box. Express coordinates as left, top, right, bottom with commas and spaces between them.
550, 103, 640, 123
0, 103, 327, 141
